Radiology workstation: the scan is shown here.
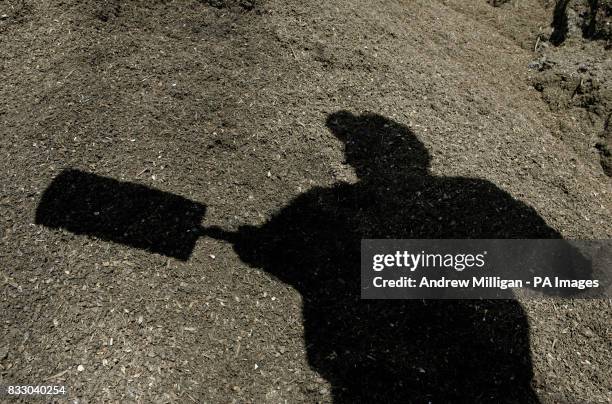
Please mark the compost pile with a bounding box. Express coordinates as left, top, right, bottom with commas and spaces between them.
0, 0, 610, 402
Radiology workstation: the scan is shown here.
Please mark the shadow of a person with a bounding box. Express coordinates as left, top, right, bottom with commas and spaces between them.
218, 111, 560, 402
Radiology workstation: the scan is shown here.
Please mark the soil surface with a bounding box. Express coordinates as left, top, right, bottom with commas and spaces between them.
1, 0, 611, 402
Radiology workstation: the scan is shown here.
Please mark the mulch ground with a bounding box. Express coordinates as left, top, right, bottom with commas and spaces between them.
1, 0, 610, 402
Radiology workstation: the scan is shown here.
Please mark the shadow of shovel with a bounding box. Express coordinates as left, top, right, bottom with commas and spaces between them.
36, 169, 607, 300
35, 169, 221, 261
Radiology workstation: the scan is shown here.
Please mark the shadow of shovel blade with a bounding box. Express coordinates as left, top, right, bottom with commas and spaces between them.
35, 169, 206, 261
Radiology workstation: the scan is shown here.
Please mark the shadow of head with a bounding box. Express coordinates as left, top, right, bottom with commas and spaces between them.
326, 111, 430, 179
325, 111, 596, 297
35, 169, 206, 261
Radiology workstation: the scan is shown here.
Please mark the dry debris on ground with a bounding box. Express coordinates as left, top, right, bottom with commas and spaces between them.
1, 0, 610, 402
